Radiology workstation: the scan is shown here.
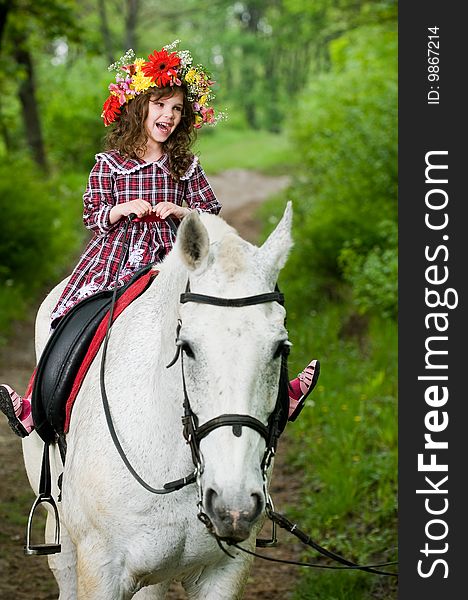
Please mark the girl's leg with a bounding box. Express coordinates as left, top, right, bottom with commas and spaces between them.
288, 359, 320, 422
0, 379, 35, 437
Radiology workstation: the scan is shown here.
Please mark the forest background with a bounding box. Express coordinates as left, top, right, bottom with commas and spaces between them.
0, 1, 397, 598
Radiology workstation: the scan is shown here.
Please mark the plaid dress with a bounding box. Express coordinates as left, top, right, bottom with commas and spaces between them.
50, 151, 221, 324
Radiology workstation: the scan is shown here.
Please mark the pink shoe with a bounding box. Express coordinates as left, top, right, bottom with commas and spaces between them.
0, 384, 34, 437
288, 359, 320, 422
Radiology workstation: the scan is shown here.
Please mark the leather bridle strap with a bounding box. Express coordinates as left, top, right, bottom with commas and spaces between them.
195, 414, 269, 442
180, 291, 284, 307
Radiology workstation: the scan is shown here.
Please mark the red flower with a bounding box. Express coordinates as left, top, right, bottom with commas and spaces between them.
101, 94, 122, 126
142, 49, 180, 87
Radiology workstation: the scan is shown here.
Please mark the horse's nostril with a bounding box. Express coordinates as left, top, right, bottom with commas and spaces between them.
205, 487, 219, 514
249, 492, 263, 521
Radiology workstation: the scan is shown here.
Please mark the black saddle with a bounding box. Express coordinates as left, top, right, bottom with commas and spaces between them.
32, 265, 156, 443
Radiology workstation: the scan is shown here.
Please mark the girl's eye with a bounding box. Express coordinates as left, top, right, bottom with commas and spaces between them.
175, 106, 182, 112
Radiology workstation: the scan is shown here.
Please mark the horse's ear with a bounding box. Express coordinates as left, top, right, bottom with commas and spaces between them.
177, 210, 210, 270
258, 201, 293, 278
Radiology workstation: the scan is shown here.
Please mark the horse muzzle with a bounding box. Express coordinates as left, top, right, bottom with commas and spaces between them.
203, 487, 264, 542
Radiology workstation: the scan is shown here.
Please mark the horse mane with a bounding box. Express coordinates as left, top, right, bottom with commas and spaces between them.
198, 213, 252, 279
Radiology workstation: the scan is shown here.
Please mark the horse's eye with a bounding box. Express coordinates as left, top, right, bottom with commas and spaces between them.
181, 342, 195, 359
273, 341, 290, 359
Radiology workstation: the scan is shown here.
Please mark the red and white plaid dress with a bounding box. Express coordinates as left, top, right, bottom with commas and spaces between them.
50, 151, 221, 324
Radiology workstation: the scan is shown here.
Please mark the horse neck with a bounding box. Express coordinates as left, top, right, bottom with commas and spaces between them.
142, 252, 188, 344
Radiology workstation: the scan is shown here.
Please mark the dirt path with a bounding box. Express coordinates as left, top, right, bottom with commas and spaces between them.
0, 170, 306, 599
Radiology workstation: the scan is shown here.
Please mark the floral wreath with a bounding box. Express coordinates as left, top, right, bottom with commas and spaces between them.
101, 40, 225, 129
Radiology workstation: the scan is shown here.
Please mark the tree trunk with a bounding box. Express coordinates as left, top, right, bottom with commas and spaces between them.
97, 0, 114, 63
125, 0, 139, 50
245, 102, 258, 129
14, 45, 48, 172
0, 0, 13, 53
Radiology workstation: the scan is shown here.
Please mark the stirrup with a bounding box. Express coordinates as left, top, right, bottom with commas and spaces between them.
24, 493, 61, 556
24, 442, 61, 555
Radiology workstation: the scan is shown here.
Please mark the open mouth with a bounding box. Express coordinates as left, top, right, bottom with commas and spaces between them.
156, 122, 171, 134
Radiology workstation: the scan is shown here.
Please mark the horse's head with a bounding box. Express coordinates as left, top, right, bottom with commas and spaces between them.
174, 203, 293, 543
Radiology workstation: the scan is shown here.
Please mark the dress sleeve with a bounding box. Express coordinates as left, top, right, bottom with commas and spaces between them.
82, 159, 117, 234
185, 164, 222, 215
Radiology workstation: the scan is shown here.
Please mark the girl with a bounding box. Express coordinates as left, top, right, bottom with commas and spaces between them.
0, 42, 319, 437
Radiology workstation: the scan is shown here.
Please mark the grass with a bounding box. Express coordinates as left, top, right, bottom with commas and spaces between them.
287, 308, 397, 599
194, 126, 301, 175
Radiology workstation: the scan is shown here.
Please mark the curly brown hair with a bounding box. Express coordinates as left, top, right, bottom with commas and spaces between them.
104, 87, 196, 181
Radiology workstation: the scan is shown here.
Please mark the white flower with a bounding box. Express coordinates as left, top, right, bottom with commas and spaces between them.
128, 248, 144, 267
77, 283, 98, 299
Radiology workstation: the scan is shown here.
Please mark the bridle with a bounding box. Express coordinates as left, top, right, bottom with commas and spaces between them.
169, 283, 290, 478
165, 282, 290, 537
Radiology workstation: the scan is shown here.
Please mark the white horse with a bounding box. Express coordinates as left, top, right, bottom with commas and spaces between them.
21, 202, 293, 599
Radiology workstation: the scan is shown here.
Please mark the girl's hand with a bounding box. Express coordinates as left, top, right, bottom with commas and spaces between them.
152, 202, 191, 220
109, 199, 152, 224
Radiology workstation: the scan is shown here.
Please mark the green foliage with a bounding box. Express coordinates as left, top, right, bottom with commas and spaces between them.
0, 160, 85, 342
254, 18, 398, 599
339, 219, 397, 318
39, 55, 109, 171
283, 23, 397, 319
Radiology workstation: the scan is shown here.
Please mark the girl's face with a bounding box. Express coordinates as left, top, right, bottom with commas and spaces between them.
145, 90, 184, 147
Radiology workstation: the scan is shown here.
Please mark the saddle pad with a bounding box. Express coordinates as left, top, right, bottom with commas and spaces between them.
32, 266, 158, 443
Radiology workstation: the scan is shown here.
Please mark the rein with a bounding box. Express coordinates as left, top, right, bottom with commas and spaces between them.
98, 215, 398, 577
230, 507, 398, 576
100, 215, 196, 494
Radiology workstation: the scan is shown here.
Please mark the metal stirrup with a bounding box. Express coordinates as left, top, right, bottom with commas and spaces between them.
24, 443, 61, 555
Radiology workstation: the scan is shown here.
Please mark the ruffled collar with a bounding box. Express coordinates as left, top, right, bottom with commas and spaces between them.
95, 150, 199, 180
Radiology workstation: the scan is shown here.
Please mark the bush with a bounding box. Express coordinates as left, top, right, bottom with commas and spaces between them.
339, 220, 397, 319
0, 159, 85, 342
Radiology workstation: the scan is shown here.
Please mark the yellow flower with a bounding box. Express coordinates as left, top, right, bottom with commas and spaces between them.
131, 70, 154, 93
134, 58, 146, 67
199, 94, 208, 106
185, 68, 198, 84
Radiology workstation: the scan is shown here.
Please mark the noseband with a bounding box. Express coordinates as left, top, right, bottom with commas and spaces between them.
171, 284, 290, 476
